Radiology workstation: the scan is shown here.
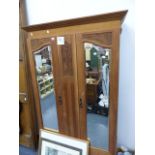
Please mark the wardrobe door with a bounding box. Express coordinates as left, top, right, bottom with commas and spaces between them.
76, 30, 120, 155
27, 37, 61, 133
50, 34, 80, 137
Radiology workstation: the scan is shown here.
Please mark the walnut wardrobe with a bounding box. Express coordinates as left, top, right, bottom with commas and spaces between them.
23, 10, 127, 155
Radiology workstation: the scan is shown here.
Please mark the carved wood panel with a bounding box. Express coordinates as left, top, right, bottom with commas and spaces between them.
50, 34, 79, 137
60, 41, 73, 76
31, 38, 51, 52
83, 32, 112, 46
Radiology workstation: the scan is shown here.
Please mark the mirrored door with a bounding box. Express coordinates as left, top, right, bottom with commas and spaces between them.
29, 34, 80, 136
76, 32, 112, 151
29, 38, 59, 132
84, 42, 111, 150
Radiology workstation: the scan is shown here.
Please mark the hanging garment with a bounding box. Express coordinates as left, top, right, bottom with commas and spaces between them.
102, 63, 109, 97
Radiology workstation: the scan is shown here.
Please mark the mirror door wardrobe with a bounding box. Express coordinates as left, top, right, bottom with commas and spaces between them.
24, 10, 127, 155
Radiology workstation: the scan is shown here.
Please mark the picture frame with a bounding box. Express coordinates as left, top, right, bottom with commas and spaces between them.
38, 129, 89, 155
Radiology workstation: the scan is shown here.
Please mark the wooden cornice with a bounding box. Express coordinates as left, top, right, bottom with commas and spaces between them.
23, 10, 128, 32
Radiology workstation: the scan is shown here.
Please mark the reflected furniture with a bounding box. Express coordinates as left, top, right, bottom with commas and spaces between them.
23, 10, 127, 155
86, 77, 101, 105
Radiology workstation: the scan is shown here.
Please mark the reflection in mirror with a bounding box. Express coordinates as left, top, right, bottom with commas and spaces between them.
33, 45, 58, 131
84, 42, 111, 150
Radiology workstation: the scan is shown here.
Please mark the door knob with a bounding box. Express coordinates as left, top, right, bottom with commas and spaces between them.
19, 92, 28, 102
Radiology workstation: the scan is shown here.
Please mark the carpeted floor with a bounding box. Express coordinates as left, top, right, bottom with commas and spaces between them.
40, 92, 58, 130
87, 113, 109, 149
19, 145, 37, 155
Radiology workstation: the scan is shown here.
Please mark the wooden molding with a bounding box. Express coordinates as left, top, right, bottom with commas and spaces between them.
22, 10, 128, 32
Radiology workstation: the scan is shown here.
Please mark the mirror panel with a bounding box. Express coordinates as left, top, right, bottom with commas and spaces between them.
33, 45, 59, 131
84, 42, 111, 150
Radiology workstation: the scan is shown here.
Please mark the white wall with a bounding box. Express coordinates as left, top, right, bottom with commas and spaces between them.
25, 0, 135, 150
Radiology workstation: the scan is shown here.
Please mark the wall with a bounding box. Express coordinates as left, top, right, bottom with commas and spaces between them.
25, 0, 135, 150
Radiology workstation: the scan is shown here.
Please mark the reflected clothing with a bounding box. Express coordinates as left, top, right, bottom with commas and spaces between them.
102, 63, 109, 97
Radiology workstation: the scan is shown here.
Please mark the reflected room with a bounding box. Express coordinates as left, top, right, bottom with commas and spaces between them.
84, 42, 111, 150
33, 45, 58, 131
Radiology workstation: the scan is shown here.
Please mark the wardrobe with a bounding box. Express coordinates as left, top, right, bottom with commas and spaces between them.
23, 10, 127, 155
